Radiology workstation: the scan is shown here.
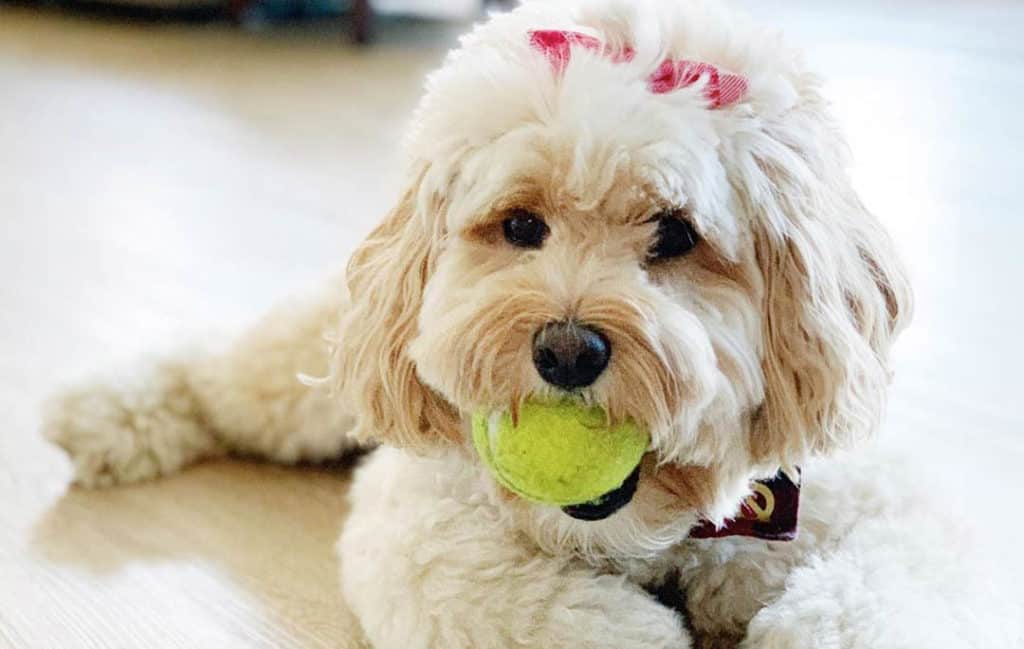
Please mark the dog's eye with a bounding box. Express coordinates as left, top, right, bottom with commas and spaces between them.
502, 209, 549, 249
648, 211, 699, 261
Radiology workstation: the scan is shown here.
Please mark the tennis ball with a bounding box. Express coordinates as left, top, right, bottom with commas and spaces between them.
472, 401, 649, 506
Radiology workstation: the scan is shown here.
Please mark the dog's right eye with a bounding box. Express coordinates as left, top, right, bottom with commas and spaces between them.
502, 210, 549, 249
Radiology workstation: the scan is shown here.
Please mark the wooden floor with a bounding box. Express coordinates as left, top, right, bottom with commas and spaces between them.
1, 2, 1022, 647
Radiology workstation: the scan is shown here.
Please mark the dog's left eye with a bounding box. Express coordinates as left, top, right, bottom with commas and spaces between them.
648, 211, 700, 261
502, 209, 549, 249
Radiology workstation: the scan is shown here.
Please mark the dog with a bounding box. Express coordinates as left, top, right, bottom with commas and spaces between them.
44, 1, 1021, 647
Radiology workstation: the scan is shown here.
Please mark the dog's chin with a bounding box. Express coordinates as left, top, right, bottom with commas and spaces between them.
561, 464, 642, 521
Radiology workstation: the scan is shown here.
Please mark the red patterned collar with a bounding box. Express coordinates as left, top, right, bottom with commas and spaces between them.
690, 470, 801, 541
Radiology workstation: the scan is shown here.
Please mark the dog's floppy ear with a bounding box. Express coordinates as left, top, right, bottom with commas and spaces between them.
330, 174, 461, 449
736, 90, 913, 465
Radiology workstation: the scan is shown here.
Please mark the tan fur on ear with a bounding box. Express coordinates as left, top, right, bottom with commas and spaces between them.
330, 180, 461, 449
738, 94, 913, 465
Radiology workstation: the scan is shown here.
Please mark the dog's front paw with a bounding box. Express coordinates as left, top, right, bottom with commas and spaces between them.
542, 574, 691, 649
43, 362, 221, 487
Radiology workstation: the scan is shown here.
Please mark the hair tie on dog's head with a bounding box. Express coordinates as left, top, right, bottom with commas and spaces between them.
527, 29, 747, 109
647, 58, 748, 108
529, 29, 635, 73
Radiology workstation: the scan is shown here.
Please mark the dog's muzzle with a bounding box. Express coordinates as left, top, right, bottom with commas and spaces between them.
561, 464, 641, 521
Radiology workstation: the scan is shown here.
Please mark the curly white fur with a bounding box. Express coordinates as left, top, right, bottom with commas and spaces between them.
43, 1, 1022, 647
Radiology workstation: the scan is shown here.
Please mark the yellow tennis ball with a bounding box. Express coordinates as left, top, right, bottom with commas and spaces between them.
472, 401, 649, 506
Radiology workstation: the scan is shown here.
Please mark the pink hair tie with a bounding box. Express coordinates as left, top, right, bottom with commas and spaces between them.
529, 29, 635, 73
528, 29, 747, 109
647, 58, 748, 108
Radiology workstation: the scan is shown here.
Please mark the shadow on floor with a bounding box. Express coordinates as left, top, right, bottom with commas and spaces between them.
30, 454, 370, 648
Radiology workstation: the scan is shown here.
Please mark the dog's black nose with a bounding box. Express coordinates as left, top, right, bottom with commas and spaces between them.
532, 321, 611, 390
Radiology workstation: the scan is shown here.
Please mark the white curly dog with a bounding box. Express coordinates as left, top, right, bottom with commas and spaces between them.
44, 1, 1021, 647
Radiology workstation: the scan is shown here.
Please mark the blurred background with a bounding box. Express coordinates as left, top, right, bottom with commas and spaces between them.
1, 1, 1021, 647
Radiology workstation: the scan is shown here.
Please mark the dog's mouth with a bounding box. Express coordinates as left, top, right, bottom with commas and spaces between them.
561, 465, 641, 521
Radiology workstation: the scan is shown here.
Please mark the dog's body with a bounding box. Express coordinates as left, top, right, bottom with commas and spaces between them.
44, 1, 1019, 647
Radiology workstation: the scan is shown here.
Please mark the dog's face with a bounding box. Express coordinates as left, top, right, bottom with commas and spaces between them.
333, 0, 911, 557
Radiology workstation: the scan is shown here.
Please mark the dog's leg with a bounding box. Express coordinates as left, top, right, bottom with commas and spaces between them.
676, 455, 1019, 648
672, 532, 813, 645
44, 284, 357, 487
731, 485, 1019, 649
736, 535, 1005, 649
671, 462, 878, 645
339, 447, 691, 649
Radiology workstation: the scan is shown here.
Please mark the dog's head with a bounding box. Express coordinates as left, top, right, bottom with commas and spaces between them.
331, 0, 911, 557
